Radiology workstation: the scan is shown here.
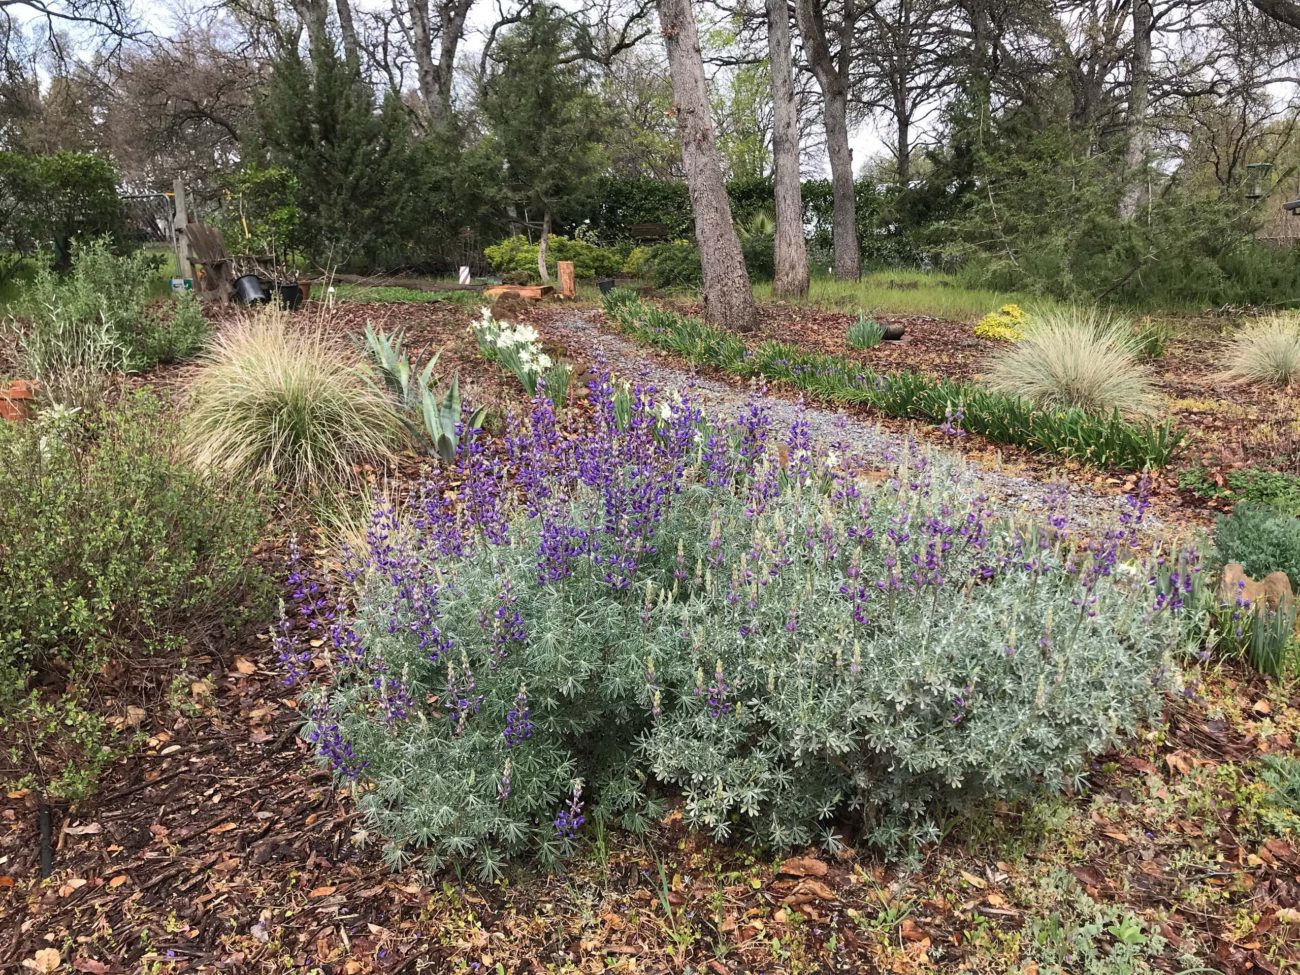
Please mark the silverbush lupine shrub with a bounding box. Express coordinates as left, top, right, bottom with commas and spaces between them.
284, 376, 1197, 875
602, 289, 1182, 471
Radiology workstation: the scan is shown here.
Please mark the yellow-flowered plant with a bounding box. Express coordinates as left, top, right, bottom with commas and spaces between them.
975, 303, 1027, 341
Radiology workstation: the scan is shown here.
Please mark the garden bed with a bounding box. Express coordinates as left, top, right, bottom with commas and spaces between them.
3, 291, 1299, 975
2, 576, 1296, 973
527, 295, 1299, 522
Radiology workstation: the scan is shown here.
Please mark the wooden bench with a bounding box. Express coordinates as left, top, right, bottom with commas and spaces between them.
628, 222, 671, 242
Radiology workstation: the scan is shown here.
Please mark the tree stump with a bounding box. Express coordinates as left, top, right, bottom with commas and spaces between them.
557, 261, 576, 298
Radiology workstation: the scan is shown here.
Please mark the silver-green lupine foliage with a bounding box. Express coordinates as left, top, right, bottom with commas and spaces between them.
283, 374, 1198, 876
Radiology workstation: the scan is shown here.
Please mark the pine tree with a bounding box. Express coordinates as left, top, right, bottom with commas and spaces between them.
254, 42, 417, 269
480, 5, 607, 282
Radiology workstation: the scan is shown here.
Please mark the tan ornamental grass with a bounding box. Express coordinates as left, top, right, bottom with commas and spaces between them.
984, 305, 1158, 417
184, 304, 405, 496
1218, 315, 1300, 387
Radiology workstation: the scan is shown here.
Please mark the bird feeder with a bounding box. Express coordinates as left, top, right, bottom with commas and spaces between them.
1246, 162, 1273, 201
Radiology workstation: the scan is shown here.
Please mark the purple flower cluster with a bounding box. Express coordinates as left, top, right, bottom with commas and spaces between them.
503, 685, 533, 747
482, 580, 527, 658
554, 781, 586, 839
307, 706, 367, 781
696, 661, 731, 718
445, 659, 484, 731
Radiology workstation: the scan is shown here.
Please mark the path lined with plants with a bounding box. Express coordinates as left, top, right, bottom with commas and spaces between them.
541, 307, 1184, 537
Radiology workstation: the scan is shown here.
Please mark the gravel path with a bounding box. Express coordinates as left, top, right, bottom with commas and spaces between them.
545, 310, 1174, 539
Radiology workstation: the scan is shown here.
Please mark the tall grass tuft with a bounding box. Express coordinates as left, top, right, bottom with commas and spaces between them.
985, 305, 1157, 417
1219, 315, 1300, 387
185, 305, 404, 495
846, 313, 886, 349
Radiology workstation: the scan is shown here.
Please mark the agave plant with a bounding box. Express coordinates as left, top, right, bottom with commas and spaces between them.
362, 322, 482, 461
422, 372, 486, 463
361, 322, 443, 411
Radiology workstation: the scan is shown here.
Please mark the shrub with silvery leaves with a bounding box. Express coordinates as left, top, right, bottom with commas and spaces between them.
285, 375, 1196, 876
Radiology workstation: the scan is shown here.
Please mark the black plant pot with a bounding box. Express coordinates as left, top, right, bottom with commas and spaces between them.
597, 278, 616, 296
276, 282, 304, 311
881, 323, 906, 341
234, 273, 269, 305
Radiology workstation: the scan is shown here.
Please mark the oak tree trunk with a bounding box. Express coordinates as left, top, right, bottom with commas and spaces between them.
795, 0, 860, 280
658, 0, 757, 331
336, 0, 361, 70
1118, 0, 1152, 220
766, 0, 809, 298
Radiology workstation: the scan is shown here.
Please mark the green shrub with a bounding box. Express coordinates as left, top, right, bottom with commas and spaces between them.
1214, 503, 1300, 589
1131, 319, 1172, 360
1179, 466, 1300, 516
294, 383, 1187, 874
1220, 315, 1300, 387
484, 234, 622, 280
985, 306, 1156, 417
136, 292, 211, 365
846, 313, 886, 349
0, 394, 269, 799
740, 231, 774, 282
0, 151, 125, 268
643, 240, 702, 288
605, 292, 1182, 470
4, 239, 201, 405
622, 245, 652, 278
185, 305, 405, 495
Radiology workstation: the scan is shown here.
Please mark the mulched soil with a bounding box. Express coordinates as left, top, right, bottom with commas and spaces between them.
3, 296, 1299, 974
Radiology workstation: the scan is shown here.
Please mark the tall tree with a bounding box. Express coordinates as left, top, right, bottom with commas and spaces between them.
395, 0, 475, 127
480, 3, 607, 281
1117, 0, 1152, 219
794, 0, 860, 280
657, 0, 756, 330
765, 0, 808, 297
254, 40, 418, 268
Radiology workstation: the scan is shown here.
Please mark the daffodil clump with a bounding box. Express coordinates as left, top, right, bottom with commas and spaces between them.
471, 308, 572, 408
974, 303, 1027, 342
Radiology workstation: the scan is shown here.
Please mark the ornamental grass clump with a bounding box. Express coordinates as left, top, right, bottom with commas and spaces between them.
985, 305, 1157, 417
185, 305, 404, 495
846, 314, 886, 349
285, 376, 1197, 875
1219, 315, 1300, 387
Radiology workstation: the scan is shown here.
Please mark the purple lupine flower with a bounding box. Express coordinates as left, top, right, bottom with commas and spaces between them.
273, 599, 312, 687
308, 706, 367, 781
503, 685, 534, 747
554, 780, 586, 839
696, 661, 731, 718
939, 406, 967, 438
456, 429, 510, 546
445, 659, 483, 731
498, 758, 513, 802
482, 579, 527, 658
372, 670, 413, 725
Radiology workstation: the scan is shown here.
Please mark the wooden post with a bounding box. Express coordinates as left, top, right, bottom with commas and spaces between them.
172, 176, 194, 281
557, 260, 576, 298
